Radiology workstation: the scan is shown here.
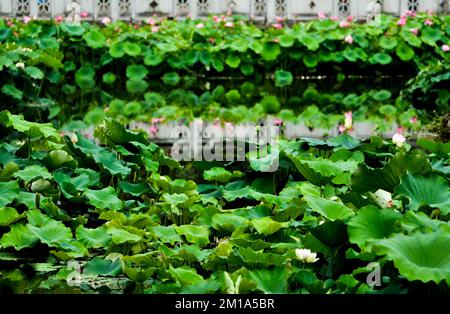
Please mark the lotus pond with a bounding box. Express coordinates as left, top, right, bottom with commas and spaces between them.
0, 13, 449, 294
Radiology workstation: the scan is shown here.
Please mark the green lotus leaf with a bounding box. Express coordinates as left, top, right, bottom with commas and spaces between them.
275, 70, 293, 87
0, 223, 39, 250
84, 257, 122, 276
101, 118, 148, 145
27, 209, 52, 227
303, 53, 319, 68
240, 63, 254, 76
369, 52, 392, 65
199, 50, 212, 66
60, 23, 85, 36
162, 72, 180, 86
176, 225, 210, 246
123, 101, 142, 116
260, 95, 280, 114
43, 150, 77, 170
401, 211, 449, 234
225, 54, 241, 68
0, 207, 21, 227
126, 79, 148, 93
251, 217, 287, 235
27, 220, 73, 247
118, 181, 150, 197
261, 42, 281, 61
375, 231, 450, 285
372, 89, 392, 101
75, 66, 95, 90
396, 42, 415, 61
421, 28, 442, 46
24, 66, 44, 80
107, 226, 143, 244
211, 214, 249, 233
30, 179, 51, 192
102, 72, 116, 85
123, 42, 142, 56
279, 34, 295, 48
144, 50, 164, 66
85, 187, 123, 211
76, 225, 111, 249
304, 195, 354, 221
379, 36, 398, 50
298, 34, 319, 51
151, 225, 182, 245
84, 107, 106, 125
416, 139, 450, 155
109, 41, 125, 58
394, 173, 450, 215
0, 27, 12, 41
83, 30, 106, 49
343, 48, 359, 62
249, 267, 288, 294
0, 181, 19, 207
13, 165, 52, 183
126, 65, 148, 80
2, 84, 23, 100
230, 38, 249, 52
203, 167, 242, 184
170, 266, 204, 286
348, 205, 402, 251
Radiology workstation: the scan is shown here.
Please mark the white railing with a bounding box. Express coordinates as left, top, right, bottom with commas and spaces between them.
0, 0, 448, 22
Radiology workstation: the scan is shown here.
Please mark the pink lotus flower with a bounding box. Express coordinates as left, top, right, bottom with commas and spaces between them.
213, 118, 220, 126
80, 12, 89, 18
442, 44, 450, 52
424, 19, 433, 26
6, 20, 14, 27
338, 125, 346, 134
344, 35, 353, 44
410, 116, 417, 124
225, 22, 234, 28
347, 16, 354, 22
330, 16, 339, 21
151, 117, 164, 124
151, 26, 160, 33
274, 118, 283, 126
187, 13, 192, 19
208, 37, 216, 44
55, 15, 64, 23
101, 17, 111, 25
404, 10, 416, 18
318, 12, 327, 19
196, 23, 205, 29
273, 23, 283, 29
339, 21, 350, 28
397, 18, 406, 26
149, 125, 158, 135
275, 16, 285, 23
212, 15, 219, 23
23, 16, 32, 24
147, 18, 156, 25
344, 111, 353, 129
409, 28, 419, 35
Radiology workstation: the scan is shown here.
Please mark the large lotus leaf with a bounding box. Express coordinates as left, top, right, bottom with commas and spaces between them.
84, 257, 122, 276
162, 72, 180, 86
102, 119, 148, 145
13, 165, 52, 183
24, 66, 44, 80
211, 214, 249, 233
421, 28, 442, 46
203, 167, 242, 184
0, 181, 19, 207
83, 30, 106, 49
401, 211, 450, 234
27, 220, 73, 247
118, 181, 151, 197
249, 267, 287, 294
279, 34, 295, 48
0, 207, 21, 227
275, 70, 293, 87
304, 195, 354, 221
0, 111, 60, 141
310, 220, 348, 248
123, 101, 142, 116
251, 217, 287, 235
126, 79, 148, 93
123, 42, 142, 56
109, 41, 125, 58
27, 209, 52, 227
84, 107, 106, 125
176, 225, 210, 246
225, 54, 241, 68
85, 187, 123, 211
348, 206, 402, 251
170, 266, 204, 286
379, 36, 398, 50
375, 231, 450, 285
298, 34, 319, 51
126, 64, 148, 80
1, 84, 23, 100
416, 139, 450, 155
144, 49, 164, 66
260, 42, 281, 61
151, 225, 182, 245
43, 150, 77, 170
351, 151, 432, 193
369, 52, 392, 65
107, 226, 143, 244
303, 53, 319, 68
76, 225, 111, 249
0, 223, 39, 250
396, 42, 415, 61
60, 23, 85, 36
75, 66, 95, 90
394, 173, 450, 215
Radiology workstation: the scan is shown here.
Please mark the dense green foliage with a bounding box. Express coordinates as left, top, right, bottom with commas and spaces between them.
0, 14, 449, 129
0, 111, 449, 294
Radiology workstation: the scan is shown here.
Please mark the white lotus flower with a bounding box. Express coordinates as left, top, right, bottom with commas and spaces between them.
295, 249, 319, 263
392, 133, 406, 147
15, 62, 25, 69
